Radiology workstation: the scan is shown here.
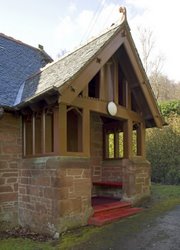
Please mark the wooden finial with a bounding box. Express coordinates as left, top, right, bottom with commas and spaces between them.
119, 6, 127, 21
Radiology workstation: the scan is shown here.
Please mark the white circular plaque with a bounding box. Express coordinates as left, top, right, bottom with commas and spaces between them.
107, 102, 117, 116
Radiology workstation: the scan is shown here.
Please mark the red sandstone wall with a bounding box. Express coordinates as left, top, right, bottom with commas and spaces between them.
0, 112, 22, 226
19, 157, 92, 235
90, 112, 103, 182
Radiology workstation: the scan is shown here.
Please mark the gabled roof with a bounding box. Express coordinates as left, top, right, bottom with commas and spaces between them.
0, 33, 52, 107
20, 22, 123, 104
1, 7, 164, 128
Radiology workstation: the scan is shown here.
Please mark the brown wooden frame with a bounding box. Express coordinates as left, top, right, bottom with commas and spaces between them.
23, 107, 59, 157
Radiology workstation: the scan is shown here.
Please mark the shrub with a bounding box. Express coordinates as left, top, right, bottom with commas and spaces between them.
146, 100, 180, 185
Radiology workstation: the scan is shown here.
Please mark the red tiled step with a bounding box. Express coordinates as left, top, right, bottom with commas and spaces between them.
93, 201, 132, 215
88, 207, 143, 226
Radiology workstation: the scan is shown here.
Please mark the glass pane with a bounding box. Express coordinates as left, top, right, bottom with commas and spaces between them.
108, 133, 114, 158
118, 132, 124, 158
132, 130, 137, 156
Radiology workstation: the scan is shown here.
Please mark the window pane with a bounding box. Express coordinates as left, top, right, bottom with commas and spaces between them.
35, 115, 42, 154
108, 133, 114, 158
45, 112, 54, 152
25, 116, 33, 155
132, 130, 137, 156
118, 132, 124, 158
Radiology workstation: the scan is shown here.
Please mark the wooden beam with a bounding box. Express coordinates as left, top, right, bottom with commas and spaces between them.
137, 122, 146, 158
114, 62, 119, 104
32, 114, 35, 155
59, 104, 67, 155
42, 110, 45, 154
123, 36, 163, 128
83, 108, 90, 157
123, 119, 132, 158
114, 131, 119, 158
59, 33, 125, 104
82, 86, 88, 97
100, 66, 106, 100
53, 108, 60, 154
71, 97, 143, 123
127, 84, 131, 110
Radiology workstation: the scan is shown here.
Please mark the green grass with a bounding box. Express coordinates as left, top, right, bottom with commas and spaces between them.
0, 238, 54, 250
0, 184, 180, 250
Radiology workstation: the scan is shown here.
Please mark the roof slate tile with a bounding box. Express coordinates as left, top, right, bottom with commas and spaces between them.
0, 34, 52, 107
20, 23, 122, 104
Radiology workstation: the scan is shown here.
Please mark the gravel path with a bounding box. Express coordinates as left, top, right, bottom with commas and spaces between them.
73, 205, 180, 250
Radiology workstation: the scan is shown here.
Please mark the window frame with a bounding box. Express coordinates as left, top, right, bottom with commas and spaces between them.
23, 107, 59, 158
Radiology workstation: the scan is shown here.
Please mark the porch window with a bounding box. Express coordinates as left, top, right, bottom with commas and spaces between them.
132, 123, 143, 156
104, 121, 143, 159
132, 129, 137, 156
104, 121, 125, 159
108, 133, 115, 158
23, 108, 56, 156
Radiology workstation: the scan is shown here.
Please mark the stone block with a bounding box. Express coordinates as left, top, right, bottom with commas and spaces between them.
2, 172, 18, 178
51, 176, 73, 188
0, 192, 17, 202
0, 161, 8, 169
66, 169, 83, 176
0, 178, 5, 185
6, 178, 17, 183
0, 185, 13, 193
31, 176, 51, 186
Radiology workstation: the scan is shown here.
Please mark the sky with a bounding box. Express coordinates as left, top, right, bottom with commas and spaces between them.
1, 0, 180, 82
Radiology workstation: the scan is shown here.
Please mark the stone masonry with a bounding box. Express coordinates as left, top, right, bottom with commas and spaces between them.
0, 112, 22, 227
0, 111, 151, 234
19, 157, 92, 235
122, 157, 151, 204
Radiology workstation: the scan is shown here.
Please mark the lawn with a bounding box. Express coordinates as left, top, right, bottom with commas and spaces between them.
0, 184, 180, 250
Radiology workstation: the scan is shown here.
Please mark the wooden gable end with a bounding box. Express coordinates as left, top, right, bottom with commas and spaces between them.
59, 25, 163, 129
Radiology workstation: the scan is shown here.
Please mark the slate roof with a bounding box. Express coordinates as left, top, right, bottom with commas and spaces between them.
20, 21, 125, 104
0, 33, 52, 107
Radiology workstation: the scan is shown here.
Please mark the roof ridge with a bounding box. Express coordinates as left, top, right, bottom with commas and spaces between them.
39, 20, 122, 73
0, 32, 45, 54
39, 7, 127, 73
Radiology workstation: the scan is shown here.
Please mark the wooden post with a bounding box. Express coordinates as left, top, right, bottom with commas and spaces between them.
23, 119, 26, 156
83, 108, 90, 157
32, 114, 35, 155
114, 131, 119, 158
123, 119, 132, 158
53, 107, 60, 154
100, 66, 106, 100
114, 62, 119, 104
59, 104, 67, 155
137, 122, 146, 157
106, 62, 114, 101
42, 110, 45, 154
83, 86, 88, 97
127, 84, 131, 110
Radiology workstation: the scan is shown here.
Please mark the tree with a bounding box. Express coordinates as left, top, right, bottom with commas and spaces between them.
138, 27, 180, 101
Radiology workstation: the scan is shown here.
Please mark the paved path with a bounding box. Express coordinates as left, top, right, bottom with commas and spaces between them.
73, 205, 180, 250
